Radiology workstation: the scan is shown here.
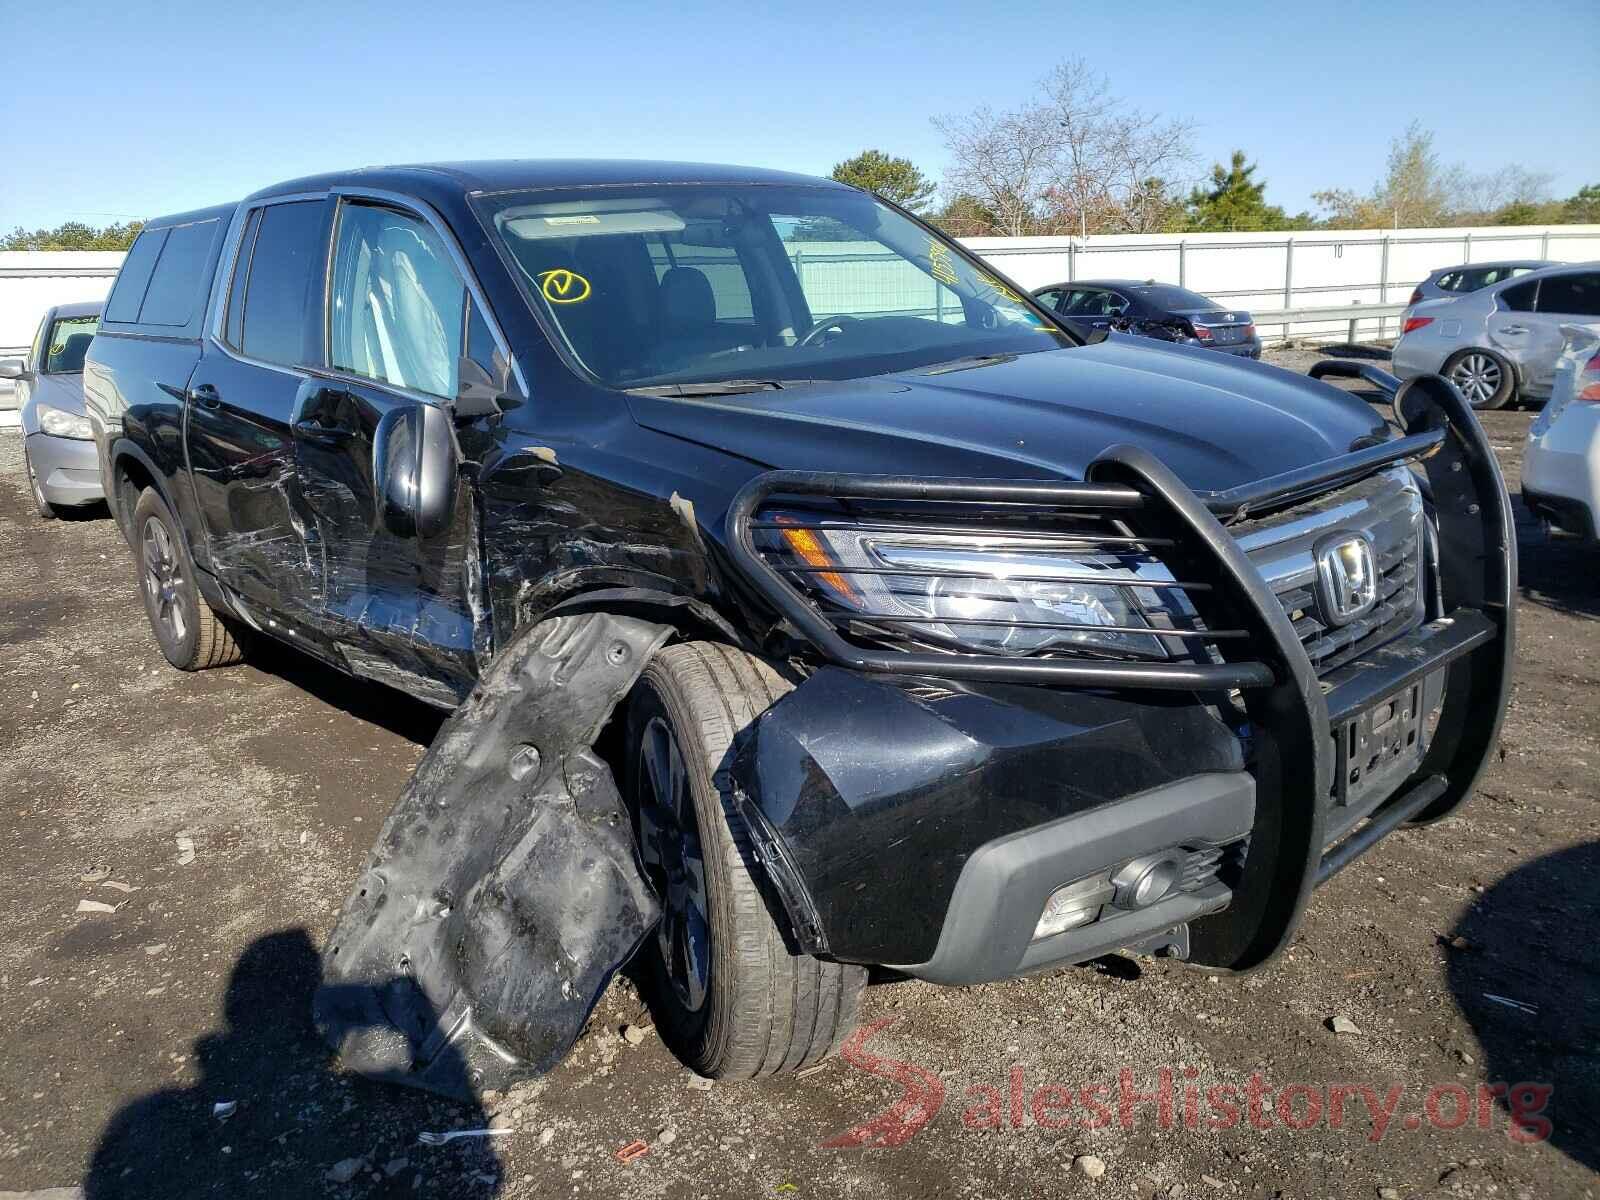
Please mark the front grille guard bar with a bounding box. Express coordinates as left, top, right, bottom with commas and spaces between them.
729, 470, 1278, 691
726, 438, 1442, 693
724, 373, 1514, 973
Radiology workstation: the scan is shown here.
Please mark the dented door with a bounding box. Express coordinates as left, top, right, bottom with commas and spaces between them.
291, 375, 471, 707
185, 338, 325, 623
187, 196, 333, 628
297, 196, 497, 705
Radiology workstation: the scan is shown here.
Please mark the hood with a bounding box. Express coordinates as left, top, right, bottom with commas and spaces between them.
628, 337, 1388, 496
28, 372, 88, 415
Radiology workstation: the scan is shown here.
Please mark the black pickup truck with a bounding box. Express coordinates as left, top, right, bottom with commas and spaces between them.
83, 161, 1514, 1097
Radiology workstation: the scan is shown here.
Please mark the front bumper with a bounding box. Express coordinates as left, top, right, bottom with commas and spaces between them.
726, 372, 1515, 977
26, 432, 103, 506
1523, 420, 1600, 541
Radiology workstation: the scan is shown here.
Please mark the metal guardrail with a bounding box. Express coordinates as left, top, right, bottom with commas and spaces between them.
0, 265, 121, 279
1250, 303, 1411, 344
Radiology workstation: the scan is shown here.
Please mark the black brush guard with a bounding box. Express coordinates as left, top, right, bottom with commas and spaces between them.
725, 372, 1514, 971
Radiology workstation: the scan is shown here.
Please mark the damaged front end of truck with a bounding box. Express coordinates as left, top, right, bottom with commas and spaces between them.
317, 370, 1513, 1098
314, 612, 672, 1097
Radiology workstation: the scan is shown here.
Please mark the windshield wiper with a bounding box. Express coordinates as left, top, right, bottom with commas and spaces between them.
624, 379, 812, 398
919, 353, 1018, 376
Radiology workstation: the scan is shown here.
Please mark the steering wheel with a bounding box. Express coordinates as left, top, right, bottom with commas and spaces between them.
796, 314, 864, 348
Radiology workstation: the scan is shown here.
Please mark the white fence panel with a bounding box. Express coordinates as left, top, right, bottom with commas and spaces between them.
0, 252, 123, 353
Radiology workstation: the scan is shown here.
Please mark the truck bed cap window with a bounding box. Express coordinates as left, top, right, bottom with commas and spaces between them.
137, 221, 218, 327
103, 229, 166, 323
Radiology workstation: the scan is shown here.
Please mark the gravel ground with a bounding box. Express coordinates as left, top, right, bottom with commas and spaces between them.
0, 347, 1595, 1200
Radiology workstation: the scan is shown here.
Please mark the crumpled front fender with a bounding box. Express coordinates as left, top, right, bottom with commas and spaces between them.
314, 612, 671, 1099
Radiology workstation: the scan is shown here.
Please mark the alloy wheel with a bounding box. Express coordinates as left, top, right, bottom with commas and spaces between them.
1448, 352, 1503, 407
142, 517, 189, 644
636, 715, 711, 1013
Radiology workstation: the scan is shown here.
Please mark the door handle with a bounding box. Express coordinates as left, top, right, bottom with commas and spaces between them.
292, 384, 359, 444
188, 383, 222, 409
293, 417, 355, 444
1500, 325, 1528, 334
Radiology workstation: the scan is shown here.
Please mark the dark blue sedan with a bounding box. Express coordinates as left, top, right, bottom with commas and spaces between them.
1033, 279, 1261, 359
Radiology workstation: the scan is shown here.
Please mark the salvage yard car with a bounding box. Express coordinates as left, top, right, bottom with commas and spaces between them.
82, 161, 1515, 1097
3, 301, 104, 517
1523, 322, 1600, 542
1393, 261, 1600, 409
1032, 279, 1261, 358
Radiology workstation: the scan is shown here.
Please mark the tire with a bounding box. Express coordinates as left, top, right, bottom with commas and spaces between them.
130, 487, 245, 671
1444, 348, 1515, 410
22, 440, 55, 519
625, 642, 865, 1078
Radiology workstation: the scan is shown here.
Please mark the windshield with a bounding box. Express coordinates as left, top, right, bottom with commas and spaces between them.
478, 184, 1070, 389
44, 315, 98, 373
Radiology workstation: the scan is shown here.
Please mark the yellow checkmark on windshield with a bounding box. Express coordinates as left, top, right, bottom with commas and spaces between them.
538, 268, 592, 304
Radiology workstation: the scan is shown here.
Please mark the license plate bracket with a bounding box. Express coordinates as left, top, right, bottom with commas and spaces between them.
1333, 680, 1428, 813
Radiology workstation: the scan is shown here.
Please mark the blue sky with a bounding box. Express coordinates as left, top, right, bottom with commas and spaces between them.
3, 0, 1594, 230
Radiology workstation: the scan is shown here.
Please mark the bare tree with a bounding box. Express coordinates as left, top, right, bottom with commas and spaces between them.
1040, 60, 1196, 235
931, 102, 1063, 237
933, 59, 1197, 237
1447, 163, 1556, 219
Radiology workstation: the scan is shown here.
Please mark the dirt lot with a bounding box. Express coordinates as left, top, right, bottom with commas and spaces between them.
1, 350, 1595, 1200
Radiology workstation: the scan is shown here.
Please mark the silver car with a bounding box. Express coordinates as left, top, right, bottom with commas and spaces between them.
1391, 263, 1600, 409
1, 301, 105, 516
1405, 259, 1551, 308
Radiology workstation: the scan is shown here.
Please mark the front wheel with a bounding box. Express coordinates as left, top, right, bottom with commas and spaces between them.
1444, 349, 1515, 410
625, 642, 865, 1078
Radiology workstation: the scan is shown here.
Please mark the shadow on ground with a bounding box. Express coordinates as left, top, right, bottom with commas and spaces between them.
241, 646, 449, 748
1311, 342, 1393, 362
1446, 841, 1600, 1173
1512, 499, 1600, 620
48, 500, 114, 523
84, 929, 501, 1199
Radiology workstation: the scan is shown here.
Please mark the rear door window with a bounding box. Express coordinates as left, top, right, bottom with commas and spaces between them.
239, 201, 328, 367
1534, 273, 1600, 317
104, 229, 166, 323
137, 220, 219, 326
1061, 288, 1104, 315
1499, 281, 1537, 313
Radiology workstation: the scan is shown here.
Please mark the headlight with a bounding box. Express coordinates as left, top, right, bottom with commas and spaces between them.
36, 402, 93, 440
768, 519, 1183, 659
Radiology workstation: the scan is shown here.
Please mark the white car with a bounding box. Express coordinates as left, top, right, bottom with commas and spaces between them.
1523, 323, 1600, 542
1392, 262, 1600, 410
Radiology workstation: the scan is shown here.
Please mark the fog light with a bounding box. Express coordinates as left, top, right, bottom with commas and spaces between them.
1033, 873, 1112, 941
1111, 853, 1182, 910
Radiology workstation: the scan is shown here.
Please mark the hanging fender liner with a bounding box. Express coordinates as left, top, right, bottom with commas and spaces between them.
314, 611, 673, 1099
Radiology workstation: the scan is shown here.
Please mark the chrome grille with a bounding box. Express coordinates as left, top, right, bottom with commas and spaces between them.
1233, 468, 1426, 674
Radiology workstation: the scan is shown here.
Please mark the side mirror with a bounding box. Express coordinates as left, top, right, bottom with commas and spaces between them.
0, 358, 26, 379
372, 403, 458, 539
